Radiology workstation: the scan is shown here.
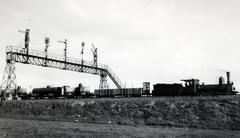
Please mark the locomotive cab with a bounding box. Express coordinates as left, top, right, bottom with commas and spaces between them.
181, 79, 200, 95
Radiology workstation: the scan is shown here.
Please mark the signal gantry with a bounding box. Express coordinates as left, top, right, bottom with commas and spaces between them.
0, 29, 123, 100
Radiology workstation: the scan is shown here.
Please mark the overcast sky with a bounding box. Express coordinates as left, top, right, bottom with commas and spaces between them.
0, 0, 240, 91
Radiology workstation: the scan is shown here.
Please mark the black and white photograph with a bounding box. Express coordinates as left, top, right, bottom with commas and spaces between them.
0, 0, 240, 137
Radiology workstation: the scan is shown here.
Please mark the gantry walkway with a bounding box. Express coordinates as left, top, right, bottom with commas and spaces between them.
4, 46, 124, 89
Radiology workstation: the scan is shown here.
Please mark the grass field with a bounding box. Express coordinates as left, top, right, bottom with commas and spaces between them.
1, 118, 240, 138
0, 95, 240, 137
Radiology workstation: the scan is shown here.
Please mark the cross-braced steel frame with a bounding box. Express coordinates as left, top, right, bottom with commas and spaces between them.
0, 46, 123, 98
0, 52, 17, 99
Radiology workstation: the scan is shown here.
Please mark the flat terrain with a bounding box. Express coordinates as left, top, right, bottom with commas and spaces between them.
0, 95, 240, 137
0, 118, 240, 138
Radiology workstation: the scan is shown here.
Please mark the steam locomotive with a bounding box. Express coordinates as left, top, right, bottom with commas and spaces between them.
152, 72, 238, 96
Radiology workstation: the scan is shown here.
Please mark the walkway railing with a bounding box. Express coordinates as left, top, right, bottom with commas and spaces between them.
6, 46, 108, 69
6, 46, 123, 89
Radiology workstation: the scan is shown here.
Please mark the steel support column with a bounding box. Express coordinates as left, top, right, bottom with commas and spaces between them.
0, 52, 17, 100
99, 72, 109, 89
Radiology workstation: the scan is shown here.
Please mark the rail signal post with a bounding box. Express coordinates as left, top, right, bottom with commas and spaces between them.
58, 39, 67, 69
81, 42, 85, 72
91, 44, 98, 68
18, 29, 30, 63
44, 37, 50, 66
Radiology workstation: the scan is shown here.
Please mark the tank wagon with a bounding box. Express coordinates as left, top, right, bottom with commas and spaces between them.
152, 72, 238, 96
31, 83, 91, 99
32, 86, 64, 99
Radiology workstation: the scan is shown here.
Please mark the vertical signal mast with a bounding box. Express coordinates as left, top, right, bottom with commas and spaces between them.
91, 43, 98, 68
58, 39, 67, 69
44, 37, 50, 66
18, 29, 30, 62
81, 42, 85, 64
81, 42, 85, 72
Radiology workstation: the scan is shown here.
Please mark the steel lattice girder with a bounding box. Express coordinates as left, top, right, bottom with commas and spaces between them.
9, 52, 106, 75
5, 46, 123, 89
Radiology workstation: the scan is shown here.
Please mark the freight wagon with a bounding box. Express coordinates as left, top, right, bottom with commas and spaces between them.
94, 88, 143, 97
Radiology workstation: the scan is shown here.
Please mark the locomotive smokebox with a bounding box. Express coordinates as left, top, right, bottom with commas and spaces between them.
226, 72, 230, 84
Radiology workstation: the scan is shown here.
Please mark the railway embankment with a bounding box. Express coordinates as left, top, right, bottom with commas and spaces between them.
0, 96, 240, 130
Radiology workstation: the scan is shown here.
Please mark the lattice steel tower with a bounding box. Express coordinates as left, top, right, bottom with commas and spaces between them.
0, 50, 17, 99
0, 29, 30, 99
99, 72, 109, 89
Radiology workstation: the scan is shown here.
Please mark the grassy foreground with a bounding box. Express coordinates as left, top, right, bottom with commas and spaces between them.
0, 95, 240, 130
1, 118, 240, 138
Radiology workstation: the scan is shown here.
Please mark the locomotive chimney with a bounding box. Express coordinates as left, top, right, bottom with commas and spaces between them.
219, 77, 224, 85
226, 71, 230, 84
